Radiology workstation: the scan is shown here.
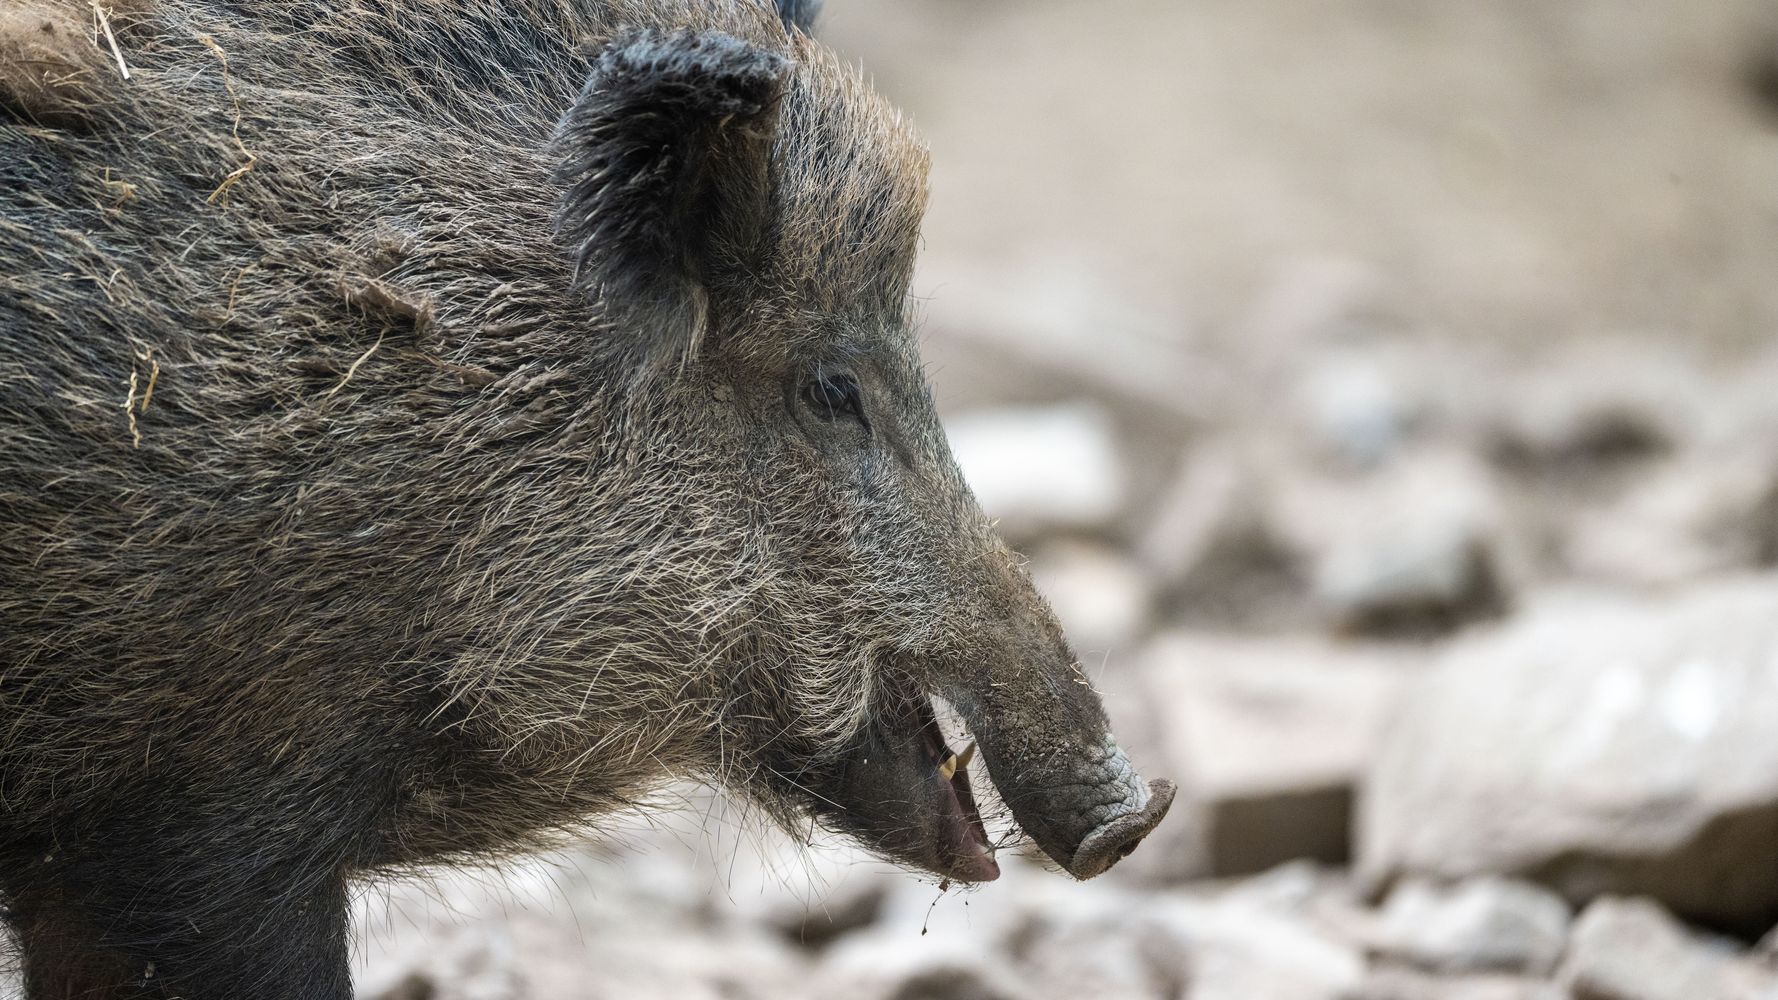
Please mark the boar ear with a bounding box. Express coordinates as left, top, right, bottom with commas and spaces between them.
777, 0, 822, 33
553, 30, 789, 362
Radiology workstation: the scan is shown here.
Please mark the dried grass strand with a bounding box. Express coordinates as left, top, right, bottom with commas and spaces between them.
90, 2, 130, 81
199, 34, 257, 204
325, 327, 387, 399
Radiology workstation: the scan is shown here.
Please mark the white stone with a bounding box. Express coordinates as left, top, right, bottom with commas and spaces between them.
944, 403, 1126, 540
1148, 894, 1367, 1000
1558, 897, 1757, 1000
1293, 348, 1416, 469
1027, 539, 1156, 654
1353, 967, 1570, 1000
1371, 877, 1571, 976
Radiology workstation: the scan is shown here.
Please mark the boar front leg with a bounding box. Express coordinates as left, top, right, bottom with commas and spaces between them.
7, 848, 353, 1000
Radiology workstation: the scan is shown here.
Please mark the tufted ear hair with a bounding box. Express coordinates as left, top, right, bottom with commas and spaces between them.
776, 0, 822, 33
553, 29, 790, 364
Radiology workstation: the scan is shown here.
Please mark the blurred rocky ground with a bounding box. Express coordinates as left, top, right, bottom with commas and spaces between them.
375, 0, 1778, 996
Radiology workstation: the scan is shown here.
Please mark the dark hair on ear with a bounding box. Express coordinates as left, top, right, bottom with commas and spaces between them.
552, 29, 789, 364
777, 0, 822, 34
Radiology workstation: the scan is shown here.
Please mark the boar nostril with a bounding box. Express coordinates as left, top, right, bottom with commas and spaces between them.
1098, 820, 1150, 866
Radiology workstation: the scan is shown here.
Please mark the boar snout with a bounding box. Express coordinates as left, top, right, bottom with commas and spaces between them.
998, 739, 1177, 880
956, 696, 1177, 881
936, 575, 1176, 880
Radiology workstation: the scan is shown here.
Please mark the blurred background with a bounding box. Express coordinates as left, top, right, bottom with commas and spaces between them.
362, 0, 1778, 997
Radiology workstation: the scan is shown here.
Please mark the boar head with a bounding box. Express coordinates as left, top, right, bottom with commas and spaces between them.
549, 16, 1172, 883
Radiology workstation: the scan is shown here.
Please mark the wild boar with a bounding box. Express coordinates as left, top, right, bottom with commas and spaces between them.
0, 0, 1175, 996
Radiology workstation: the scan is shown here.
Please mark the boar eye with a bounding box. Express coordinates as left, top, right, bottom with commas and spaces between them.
801, 373, 867, 426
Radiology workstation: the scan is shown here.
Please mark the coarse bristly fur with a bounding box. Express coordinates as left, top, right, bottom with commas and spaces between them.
0, 1, 1173, 997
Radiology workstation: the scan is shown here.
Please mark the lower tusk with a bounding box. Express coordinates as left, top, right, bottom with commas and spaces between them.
939, 740, 977, 782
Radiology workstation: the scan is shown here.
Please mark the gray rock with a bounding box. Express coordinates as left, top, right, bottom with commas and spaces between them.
1217, 860, 1353, 917
773, 880, 888, 952
353, 847, 816, 1000
880, 964, 1028, 1000
815, 859, 1083, 1000
1558, 897, 1755, 1000
1140, 441, 1308, 631
1747, 11, 1778, 122
1143, 634, 1412, 876
367, 974, 439, 1000
1293, 348, 1418, 469
1756, 923, 1778, 965
1481, 346, 1692, 473
1349, 967, 1566, 1000
1358, 578, 1778, 930
1148, 893, 1367, 1000
913, 263, 1235, 431
1749, 473, 1778, 567
1370, 878, 1571, 976
1010, 906, 1190, 1000
1563, 453, 1778, 586
1212, 862, 1384, 961
1315, 523, 1506, 636
687, 816, 891, 952
1276, 449, 1511, 637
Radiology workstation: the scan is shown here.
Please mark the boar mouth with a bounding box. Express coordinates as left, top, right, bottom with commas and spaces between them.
911, 695, 1000, 883
793, 670, 1172, 885
796, 683, 1001, 884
